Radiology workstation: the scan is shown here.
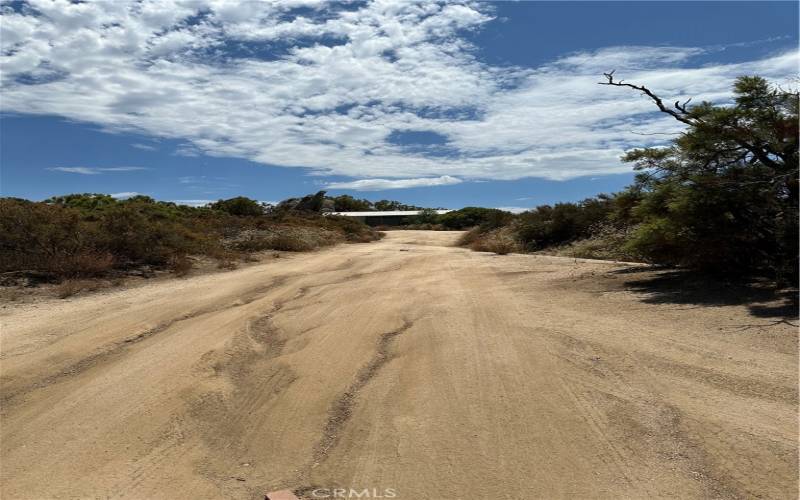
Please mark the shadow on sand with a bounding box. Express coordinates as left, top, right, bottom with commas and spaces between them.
609, 267, 799, 322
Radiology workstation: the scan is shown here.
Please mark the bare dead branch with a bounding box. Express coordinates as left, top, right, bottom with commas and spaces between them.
599, 71, 786, 170
675, 97, 692, 113
599, 71, 695, 125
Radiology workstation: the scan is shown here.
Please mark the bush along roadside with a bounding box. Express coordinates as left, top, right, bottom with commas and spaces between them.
460, 75, 798, 286
0, 194, 381, 287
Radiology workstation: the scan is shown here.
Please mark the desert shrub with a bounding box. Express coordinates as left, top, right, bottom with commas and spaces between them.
229, 225, 348, 252
331, 194, 373, 212
217, 259, 239, 270
229, 231, 276, 252
373, 199, 424, 211
0, 193, 378, 283
54, 279, 103, 299
468, 228, 520, 255
438, 207, 513, 230
323, 215, 381, 242
56, 251, 115, 277
0, 198, 102, 278
457, 227, 483, 247
206, 247, 243, 265
96, 202, 209, 266
278, 193, 424, 213
168, 255, 194, 276
276, 191, 329, 213
514, 197, 613, 250
410, 208, 441, 225
46, 193, 118, 212
548, 223, 641, 261
268, 233, 318, 252
208, 197, 265, 216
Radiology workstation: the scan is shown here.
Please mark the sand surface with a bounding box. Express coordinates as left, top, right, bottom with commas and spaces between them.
1, 231, 796, 499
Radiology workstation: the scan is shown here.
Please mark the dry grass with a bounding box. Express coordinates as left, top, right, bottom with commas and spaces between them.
216, 259, 239, 270
456, 227, 483, 247
0, 288, 22, 302
468, 228, 520, 255
54, 279, 104, 299
168, 256, 194, 276
59, 251, 116, 277
268, 233, 320, 251
545, 224, 642, 262
230, 227, 343, 253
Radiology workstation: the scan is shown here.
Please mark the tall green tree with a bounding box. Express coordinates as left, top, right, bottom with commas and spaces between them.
331, 195, 373, 212
601, 74, 798, 281
208, 197, 265, 216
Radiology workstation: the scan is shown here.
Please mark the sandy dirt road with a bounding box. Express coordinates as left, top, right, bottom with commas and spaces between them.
1, 231, 797, 499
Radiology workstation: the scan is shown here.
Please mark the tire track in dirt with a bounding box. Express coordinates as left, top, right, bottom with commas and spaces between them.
546, 330, 760, 498
108, 285, 313, 498
0, 277, 295, 412
2, 231, 796, 499
183, 285, 320, 496
289, 318, 414, 493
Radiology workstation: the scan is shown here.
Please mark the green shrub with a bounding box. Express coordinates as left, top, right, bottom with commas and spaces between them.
268, 233, 319, 252
438, 207, 512, 230
514, 197, 613, 250
549, 224, 641, 261
456, 75, 797, 285
606, 74, 798, 283
0, 194, 379, 283
208, 197, 265, 216
410, 208, 441, 225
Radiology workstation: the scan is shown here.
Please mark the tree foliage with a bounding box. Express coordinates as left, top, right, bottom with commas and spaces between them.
608, 75, 798, 280
438, 207, 513, 230
0, 194, 380, 281
464, 75, 798, 284
331, 194, 373, 212
514, 197, 614, 250
208, 196, 266, 216
276, 192, 427, 214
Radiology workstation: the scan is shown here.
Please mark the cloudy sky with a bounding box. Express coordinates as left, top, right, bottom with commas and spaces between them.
1, 1, 797, 209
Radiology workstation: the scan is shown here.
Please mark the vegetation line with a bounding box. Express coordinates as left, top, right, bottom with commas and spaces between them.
456, 76, 798, 286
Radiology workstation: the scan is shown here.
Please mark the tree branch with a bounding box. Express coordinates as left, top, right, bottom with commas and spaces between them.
600, 71, 788, 171
599, 70, 695, 125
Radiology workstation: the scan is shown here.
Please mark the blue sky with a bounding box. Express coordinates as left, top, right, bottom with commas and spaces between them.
1, 1, 797, 210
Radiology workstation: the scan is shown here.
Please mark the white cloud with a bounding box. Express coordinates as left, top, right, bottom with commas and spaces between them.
495, 206, 531, 214
48, 166, 149, 174
2, 1, 798, 183
48, 166, 100, 175
171, 199, 213, 207
131, 143, 157, 151
327, 175, 462, 191
110, 191, 141, 199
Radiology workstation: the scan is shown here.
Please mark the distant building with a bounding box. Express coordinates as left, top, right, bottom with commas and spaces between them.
328, 210, 450, 226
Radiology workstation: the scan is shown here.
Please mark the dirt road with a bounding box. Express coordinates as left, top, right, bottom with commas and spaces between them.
1, 231, 797, 499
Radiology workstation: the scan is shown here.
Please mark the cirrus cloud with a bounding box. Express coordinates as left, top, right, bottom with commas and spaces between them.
48, 166, 149, 175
